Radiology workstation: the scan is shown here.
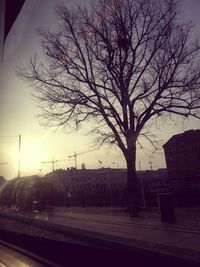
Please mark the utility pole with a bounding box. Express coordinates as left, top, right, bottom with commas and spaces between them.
98, 160, 103, 169
148, 157, 157, 171
18, 134, 21, 178
148, 158, 153, 171
139, 161, 142, 172
139, 161, 146, 207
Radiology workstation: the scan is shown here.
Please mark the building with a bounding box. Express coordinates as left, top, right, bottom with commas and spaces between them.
163, 129, 200, 178
44, 168, 169, 207
0, 169, 170, 210
45, 168, 128, 207
163, 130, 200, 206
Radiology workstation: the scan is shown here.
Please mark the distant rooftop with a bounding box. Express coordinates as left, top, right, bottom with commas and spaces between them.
163, 129, 200, 148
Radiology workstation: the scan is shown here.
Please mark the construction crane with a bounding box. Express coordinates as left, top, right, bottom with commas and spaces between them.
41, 158, 64, 172
68, 149, 96, 169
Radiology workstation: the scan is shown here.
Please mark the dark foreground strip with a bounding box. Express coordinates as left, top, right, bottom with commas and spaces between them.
0, 240, 59, 267
0, 212, 199, 267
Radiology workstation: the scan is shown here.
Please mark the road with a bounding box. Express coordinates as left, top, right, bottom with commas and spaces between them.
1, 209, 200, 266
32, 210, 200, 263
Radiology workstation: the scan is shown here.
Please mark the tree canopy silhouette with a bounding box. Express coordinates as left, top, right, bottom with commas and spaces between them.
18, 0, 200, 215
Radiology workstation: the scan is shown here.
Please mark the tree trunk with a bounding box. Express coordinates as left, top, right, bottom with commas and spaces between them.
126, 143, 139, 217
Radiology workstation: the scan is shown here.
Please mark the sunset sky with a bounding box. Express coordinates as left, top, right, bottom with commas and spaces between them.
0, 0, 200, 179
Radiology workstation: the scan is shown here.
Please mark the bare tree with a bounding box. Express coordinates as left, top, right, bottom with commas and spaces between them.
18, 0, 200, 216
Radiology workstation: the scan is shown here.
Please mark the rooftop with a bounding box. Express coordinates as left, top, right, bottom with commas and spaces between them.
163, 129, 200, 148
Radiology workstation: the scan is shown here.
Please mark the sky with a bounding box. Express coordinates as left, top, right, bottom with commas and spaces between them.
0, 0, 200, 179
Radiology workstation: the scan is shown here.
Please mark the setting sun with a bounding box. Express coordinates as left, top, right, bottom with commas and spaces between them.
9, 137, 46, 176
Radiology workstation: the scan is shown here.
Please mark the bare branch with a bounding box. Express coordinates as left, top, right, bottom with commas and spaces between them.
17, 0, 200, 166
